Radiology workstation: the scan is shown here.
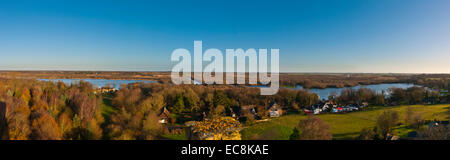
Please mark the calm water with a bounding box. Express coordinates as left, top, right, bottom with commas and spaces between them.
39, 79, 156, 89
293, 83, 418, 100
39, 78, 419, 99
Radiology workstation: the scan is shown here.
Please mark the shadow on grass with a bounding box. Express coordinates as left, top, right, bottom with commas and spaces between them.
100, 94, 119, 139
332, 131, 361, 140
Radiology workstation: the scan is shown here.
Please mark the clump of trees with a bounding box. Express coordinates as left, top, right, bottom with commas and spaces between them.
417, 124, 449, 140
336, 88, 378, 105
413, 76, 450, 91
405, 107, 424, 129
358, 110, 400, 140
1, 76, 448, 140
389, 87, 442, 105
0, 79, 104, 140
289, 116, 332, 140
334, 86, 446, 106
375, 111, 399, 140
0, 78, 323, 140
106, 84, 163, 140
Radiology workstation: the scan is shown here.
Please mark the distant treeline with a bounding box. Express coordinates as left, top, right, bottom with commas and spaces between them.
1, 71, 449, 90
280, 73, 450, 89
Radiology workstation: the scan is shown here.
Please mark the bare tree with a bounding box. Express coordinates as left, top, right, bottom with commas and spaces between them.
376, 111, 399, 140
418, 124, 449, 140
296, 116, 332, 140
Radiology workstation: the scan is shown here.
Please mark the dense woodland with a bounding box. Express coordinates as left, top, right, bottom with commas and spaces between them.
0, 77, 448, 140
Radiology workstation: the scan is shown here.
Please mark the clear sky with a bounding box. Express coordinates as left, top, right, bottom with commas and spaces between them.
0, 0, 449, 73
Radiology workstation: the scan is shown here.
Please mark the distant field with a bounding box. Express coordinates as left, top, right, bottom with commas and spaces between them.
241, 104, 450, 140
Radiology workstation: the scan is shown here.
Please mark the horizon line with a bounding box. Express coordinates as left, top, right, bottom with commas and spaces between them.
1, 69, 449, 74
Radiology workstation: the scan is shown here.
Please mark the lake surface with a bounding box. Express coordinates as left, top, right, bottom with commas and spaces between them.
38, 79, 419, 100
39, 79, 156, 89
292, 83, 418, 100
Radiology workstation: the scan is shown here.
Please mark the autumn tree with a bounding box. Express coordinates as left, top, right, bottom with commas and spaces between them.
6, 97, 31, 140
374, 93, 386, 105
184, 88, 200, 113
389, 88, 407, 104
172, 94, 185, 114
31, 113, 62, 140
141, 112, 162, 140
295, 116, 332, 140
58, 113, 73, 138
296, 90, 318, 107
405, 107, 424, 129
406, 87, 425, 104
375, 111, 399, 140
213, 90, 231, 108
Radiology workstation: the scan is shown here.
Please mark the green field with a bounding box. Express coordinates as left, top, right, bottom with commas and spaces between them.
241, 104, 450, 140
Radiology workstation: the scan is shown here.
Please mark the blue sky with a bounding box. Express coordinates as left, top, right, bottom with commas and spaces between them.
0, 0, 449, 73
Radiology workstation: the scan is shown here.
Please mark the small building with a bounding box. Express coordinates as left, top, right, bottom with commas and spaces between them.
99, 87, 117, 93
320, 102, 335, 112
158, 107, 172, 124
267, 102, 282, 118
304, 109, 312, 114
313, 108, 321, 115
361, 102, 369, 108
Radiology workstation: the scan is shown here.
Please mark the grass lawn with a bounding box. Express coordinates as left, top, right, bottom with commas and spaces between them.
100, 94, 117, 119
100, 94, 118, 139
241, 104, 450, 140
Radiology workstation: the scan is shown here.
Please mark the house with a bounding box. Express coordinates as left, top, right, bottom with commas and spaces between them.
99, 87, 117, 93
320, 102, 336, 112
361, 102, 369, 108
158, 107, 172, 124
313, 108, 322, 115
331, 108, 338, 113
346, 104, 359, 111
267, 102, 282, 118
320, 105, 329, 112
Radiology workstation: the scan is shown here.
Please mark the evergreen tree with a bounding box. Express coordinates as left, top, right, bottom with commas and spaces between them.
289, 127, 300, 140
